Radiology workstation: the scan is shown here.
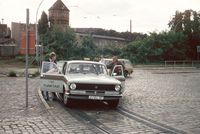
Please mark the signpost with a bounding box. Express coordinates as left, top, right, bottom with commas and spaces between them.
26, 9, 29, 107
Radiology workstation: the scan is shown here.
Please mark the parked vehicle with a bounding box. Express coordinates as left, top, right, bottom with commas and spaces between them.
118, 59, 134, 77
100, 58, 133, 77
40, 60, 125, 108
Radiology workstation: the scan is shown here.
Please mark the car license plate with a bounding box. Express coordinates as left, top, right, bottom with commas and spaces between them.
89, 96, 104, 100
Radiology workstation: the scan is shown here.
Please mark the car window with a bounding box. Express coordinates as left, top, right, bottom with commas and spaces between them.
104, 60, 112, 65
67, 63, 107, 75
125, 60, 132, 66
42, 62, 59, 74
57, 61, 64, 71
119, 59, 132, 66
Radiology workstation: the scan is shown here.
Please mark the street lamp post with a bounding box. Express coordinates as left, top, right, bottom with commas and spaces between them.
35, 0, 45, 70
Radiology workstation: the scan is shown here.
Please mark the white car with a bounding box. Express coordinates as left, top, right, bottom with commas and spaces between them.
100, 58, 134, 77
40, 60, 125, 108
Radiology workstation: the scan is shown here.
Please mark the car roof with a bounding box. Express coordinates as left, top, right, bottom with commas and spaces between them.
101, 58, 112, 60
102, 58, 129, 61
65, 60, 105, 65
119, 59, 129, 61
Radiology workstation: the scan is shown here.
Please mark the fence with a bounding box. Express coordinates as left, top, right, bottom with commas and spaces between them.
164, 60, 200, 68
0, 44, 16, 57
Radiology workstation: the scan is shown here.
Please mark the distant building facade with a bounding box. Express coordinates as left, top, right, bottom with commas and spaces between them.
74, 28, 127, 48
0, 24, 15, 57
11, 22, 36, 55
0, 24, 10, 38
9, 0, 126, 57
0, 38, 16, 57
19, 31, 36, 55
49, 0, 70, 28
76, 33, 127, 49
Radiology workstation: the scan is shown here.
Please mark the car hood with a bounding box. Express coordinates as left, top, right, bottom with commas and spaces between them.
66, 74, 121, 85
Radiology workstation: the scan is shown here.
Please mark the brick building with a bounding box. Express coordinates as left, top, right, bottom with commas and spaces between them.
11, 22, 36, 55
49, 0, 70, 28
19, 31, 36, 55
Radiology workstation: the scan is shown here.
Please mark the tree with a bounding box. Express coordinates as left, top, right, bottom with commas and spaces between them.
78, 36, 97, 59
168, 11, 183, 32
121, 31, 186, 63
43, 26, 77, 60
169, 9, 200, 60
38, 11, 49, 35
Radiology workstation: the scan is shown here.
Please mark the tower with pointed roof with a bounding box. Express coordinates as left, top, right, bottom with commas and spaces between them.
49, 0, 70, 28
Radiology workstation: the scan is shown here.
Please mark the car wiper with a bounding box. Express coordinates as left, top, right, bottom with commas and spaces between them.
92, 64, 99, 75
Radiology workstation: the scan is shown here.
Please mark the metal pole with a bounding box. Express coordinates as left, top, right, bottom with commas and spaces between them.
35, 0, 45, 72
26, 9, 29, 107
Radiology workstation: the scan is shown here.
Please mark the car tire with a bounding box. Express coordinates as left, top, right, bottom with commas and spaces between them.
63, 94, 72, 107
124, 70, 128, 77
108, 99, 119, 109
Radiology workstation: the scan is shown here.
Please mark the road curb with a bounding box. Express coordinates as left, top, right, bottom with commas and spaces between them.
37, 88, 52, 110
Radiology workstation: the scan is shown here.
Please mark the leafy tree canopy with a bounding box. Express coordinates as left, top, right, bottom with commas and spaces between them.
43, 26, 77, 60
168, 9, 200, 59
38, 11, 49, 35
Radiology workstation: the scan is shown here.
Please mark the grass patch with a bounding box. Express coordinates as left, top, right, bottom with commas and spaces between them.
0, 56, 38, 68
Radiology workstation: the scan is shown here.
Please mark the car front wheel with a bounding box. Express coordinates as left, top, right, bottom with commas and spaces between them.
63, 94, 72, 107
108, 99, 119, 109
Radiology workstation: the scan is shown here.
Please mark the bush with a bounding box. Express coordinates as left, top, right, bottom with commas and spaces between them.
8, 71, 17, 77
32, 71, 40, 77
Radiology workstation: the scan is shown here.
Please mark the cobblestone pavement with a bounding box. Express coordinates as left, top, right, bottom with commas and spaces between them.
120, 68, 200, 134
1, 67, 200, 134
48, 99, 162, 134
46, 67, 200, 134
0, 77, 96, 134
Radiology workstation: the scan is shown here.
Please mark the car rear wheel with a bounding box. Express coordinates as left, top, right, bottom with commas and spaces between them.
124, 70, 128, 77
108, 99, 119, 109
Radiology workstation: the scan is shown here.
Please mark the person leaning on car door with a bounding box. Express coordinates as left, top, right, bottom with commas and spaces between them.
107, 56, 125, 75
42, 52, 57, 101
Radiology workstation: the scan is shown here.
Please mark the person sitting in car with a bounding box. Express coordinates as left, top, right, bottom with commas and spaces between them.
107, 56, 125, 75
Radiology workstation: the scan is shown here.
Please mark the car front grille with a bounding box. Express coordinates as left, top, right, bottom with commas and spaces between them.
75, 83, 115, 91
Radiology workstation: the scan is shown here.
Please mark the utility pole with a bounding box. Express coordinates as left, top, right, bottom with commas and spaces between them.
36, 0, 45, 72
130, 19, 132, 33
25, 9, 29, 107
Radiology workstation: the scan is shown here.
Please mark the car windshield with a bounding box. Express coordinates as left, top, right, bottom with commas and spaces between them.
124, 60, 132, 66
67, 63, 107, 75
119, 59, 132, 66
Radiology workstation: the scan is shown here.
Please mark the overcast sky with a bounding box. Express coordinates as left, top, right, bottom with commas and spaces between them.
0, 0, 199, 33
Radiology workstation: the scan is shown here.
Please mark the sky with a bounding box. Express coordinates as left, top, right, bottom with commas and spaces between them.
0, 0, 199, 33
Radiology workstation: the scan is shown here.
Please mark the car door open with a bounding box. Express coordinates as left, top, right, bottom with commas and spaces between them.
111, 65, 126, 92
40, 61, 66, 93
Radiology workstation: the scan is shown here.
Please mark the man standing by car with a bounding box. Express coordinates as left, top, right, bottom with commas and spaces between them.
107, 56, 125, 75
42, 52, 57, 100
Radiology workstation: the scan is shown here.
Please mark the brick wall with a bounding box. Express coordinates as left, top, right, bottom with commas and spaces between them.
19, 31, 35, 55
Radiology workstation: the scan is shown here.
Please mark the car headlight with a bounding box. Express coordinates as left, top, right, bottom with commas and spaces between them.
115, 85, 121, 91
70, 83, 76, 90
